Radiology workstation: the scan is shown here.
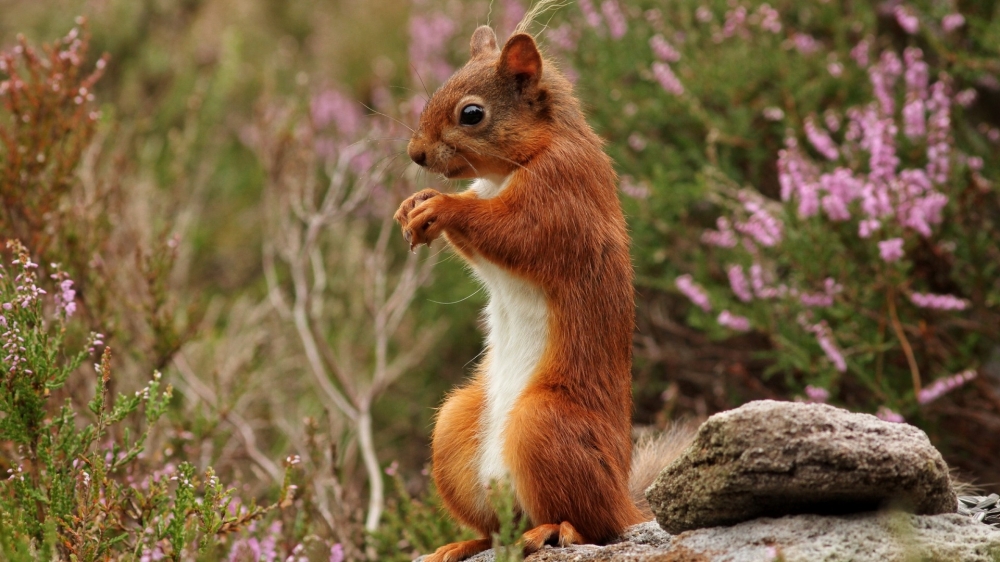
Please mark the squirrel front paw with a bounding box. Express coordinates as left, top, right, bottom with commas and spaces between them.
395, 189, 443, 249
402, 194, 451, 249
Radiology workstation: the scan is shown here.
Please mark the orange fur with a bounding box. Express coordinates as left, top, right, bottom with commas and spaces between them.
396, 26, 645, 561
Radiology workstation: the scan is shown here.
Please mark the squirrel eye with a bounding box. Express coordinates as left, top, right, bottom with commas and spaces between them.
459, 104, 485, 126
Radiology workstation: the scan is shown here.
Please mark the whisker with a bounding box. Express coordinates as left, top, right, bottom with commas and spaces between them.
361, 102, 415, 134
410, 63, 432, 100
429, 285, 484, 306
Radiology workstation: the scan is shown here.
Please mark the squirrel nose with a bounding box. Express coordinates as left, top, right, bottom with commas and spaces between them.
410, 149, 427, 167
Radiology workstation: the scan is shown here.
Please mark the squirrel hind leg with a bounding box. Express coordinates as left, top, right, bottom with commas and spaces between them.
520, 521, 587, 554
424, 538, 492, 562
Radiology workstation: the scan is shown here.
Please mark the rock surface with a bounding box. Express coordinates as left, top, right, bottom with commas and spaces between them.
438, 514, 1000, 562
646, 400, 956, 533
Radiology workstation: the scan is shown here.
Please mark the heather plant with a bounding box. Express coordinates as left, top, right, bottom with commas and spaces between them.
0, 240, 290, 560
556, 0, 1000, 431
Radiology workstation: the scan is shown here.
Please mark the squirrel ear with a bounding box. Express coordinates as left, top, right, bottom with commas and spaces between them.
499, 33, 542, 86
470, 26, 499, 59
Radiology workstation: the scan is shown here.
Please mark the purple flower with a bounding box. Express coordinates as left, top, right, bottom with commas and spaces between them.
878, 238, 905, 262
55, 278, 76, 318
676, 274, 711, 311
717, 310, 751, 331
601, 0, 628, 40
329, 544, 345, 562
876, 406, 905, 423
409, 12, 457, 84
918, 370, 976, 404
547, 24, 577, 51
810, 322, 847, 372
652, 62, 684, 96
755, 4, 781, 33
311, 89, 363, 136
926, 81, 952, 184
727, 265, 753, 302
650, 34, 680, 62
894, 5, 919, 34
902, 99, 926, 138
955, 88, 977, 107
942, 13, 965, 32
735, 194, 783, 246
804, 385, 830, 403
579, 0, 603, 29
909, 292, 968, 310
903, 47, 928, 101
763, 107, 784, 121
805, 117, 839, 161
702, 217, 737, 247
792, 33, 820, 55
850, 38, 870, 67
819, 168, 862, 221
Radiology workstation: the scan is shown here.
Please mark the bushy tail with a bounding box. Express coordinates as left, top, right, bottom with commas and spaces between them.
630, 422, 698, 518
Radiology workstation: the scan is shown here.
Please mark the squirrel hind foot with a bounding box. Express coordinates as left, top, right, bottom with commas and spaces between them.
520, 521, 587, 554
424, 538, 493, 562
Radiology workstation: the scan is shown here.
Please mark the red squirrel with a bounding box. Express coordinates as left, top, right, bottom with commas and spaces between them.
394, 23, 687, 562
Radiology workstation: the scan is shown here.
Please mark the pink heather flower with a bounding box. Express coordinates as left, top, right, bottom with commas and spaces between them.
824, 110, 841, 132
500, 0, 527, 38
763, 107, 784, 121
650, 34, 681, 62
676, 274, 712, 311
819, 168, 862, 221
652, 62, 684, 96
727, 265, 753, 302
329, 544, 345, 562
926, 81, 952, 184
409, 13, 458, 83
702, 217, 738, 247
627, 133, 647, 151
805, 117, 839, 161
777, 139, 819, 215
601, 0, 628, 40
620, 176, 650, 199
792, 33, 819, 55
804, 385, 830, 403
53, 277, 76, 317
755, 4, 781, 33
546, 24, 577, 51
696, 6, 713, 23
909, 292, 968, 310
723, 6, 748, 38
967, 156, 984, 171
384, 460, 399, 476
902, 99, 926, 138
827, 61, 844, 77
955, 88, 976, 107
878, 238, 905, 262
942, 13, 965, 32
810, 323, 847, 372
903, 47, 928, 100
851, 38, 870, 67
579, 0, 604, 29
800, 292, 834, 307
735, 194, 783, 246
894, 5, 919, 34
717, 310, 751, 331
876, 406, 905, 423
918, 370, 977, 404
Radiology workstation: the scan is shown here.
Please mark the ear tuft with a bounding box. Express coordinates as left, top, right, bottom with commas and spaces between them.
499, 33, 542, 85
470, 26, 500, 59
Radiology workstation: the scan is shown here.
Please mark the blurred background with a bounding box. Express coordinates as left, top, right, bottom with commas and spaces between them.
1, 0, 999, 559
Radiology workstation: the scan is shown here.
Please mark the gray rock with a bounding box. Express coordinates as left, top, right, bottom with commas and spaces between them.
432, 514, 1000, 562
646, 400, 957, 534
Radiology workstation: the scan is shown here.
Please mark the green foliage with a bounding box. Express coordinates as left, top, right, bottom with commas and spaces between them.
488, 480, 529, 562
0, 241, 279, 560
560, 0, 1000, 423
370, 468, 476, 561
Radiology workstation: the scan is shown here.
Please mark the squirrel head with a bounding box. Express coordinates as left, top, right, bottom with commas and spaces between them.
408, 26, 565, 180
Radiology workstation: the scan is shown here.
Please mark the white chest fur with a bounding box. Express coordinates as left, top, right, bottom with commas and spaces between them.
467, 174, 550, 489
